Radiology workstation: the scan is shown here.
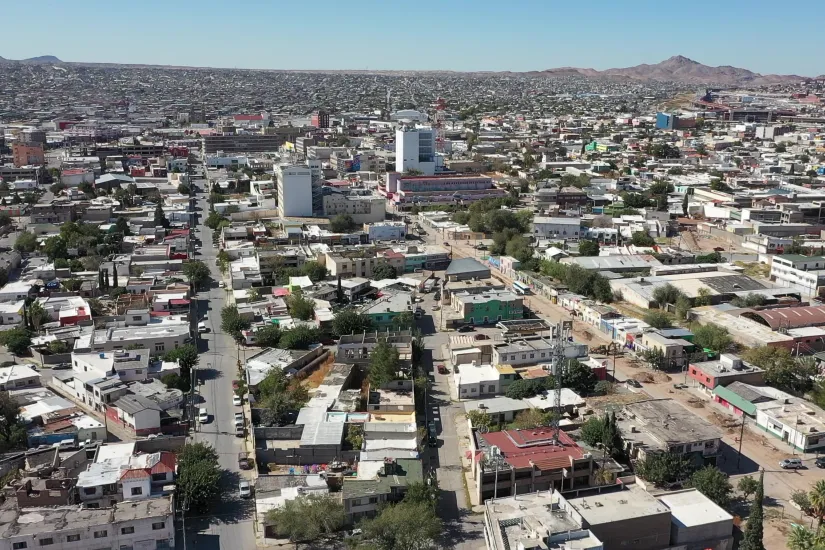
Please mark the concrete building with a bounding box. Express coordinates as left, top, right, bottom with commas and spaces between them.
532, 216, 583, 239
769, 254, 825, 297
386, 173, 506, 210
454, 363, 516, 399
76, 322, 191, 356
12, 143, 44, 167
202, 133, 285, 154
450, 289, 523, 325
658, 489, 734, 550
276, 164, 313, 217
444, 257, 491, 282
323, 249, 405, 279
756, 396, 825, 453
0, 365, 41, 391
360, 291, 413, 328
0, 496, 175, 550
365, 221, 406, 242
368, 379, 415, 413
492, 337, 587, 369
688, 354, 765, 391
322, 189, 385, 223
395, 127, 437, 175
341, 458, 422, 524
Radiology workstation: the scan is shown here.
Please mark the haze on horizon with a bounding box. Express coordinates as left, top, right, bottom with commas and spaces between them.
3, 0, 824, 76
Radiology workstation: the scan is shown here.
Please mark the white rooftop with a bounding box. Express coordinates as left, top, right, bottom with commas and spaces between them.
659, 489, 733, 528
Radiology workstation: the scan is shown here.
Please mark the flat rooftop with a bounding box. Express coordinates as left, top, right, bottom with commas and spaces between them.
567, 484, 670, 525
658, 489, 733, 528
623, 399, 723, 446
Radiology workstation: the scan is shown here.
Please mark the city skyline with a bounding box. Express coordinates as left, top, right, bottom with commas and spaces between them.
2, 0, 824, 76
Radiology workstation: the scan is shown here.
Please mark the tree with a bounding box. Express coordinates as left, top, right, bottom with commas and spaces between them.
183, 260, 210, 289
50, 182, 67, 194
161, 373, 190, 392
221, 305, 251, 340
737, 475, 759, 501
14, 231, 38, 253
27, 301, 50, 332
622, 193, 651, 208
787, 524, 823, 550
205, 211, 228, 230
111, 267, 119, 288
689, 466, 732, 507
644, 310, 673, 329
277, 325, 320, 350
369, 341, 401, 388
403, 481, 439, 508
511, 409, 554, 430
635, 452, 694, 486
652, 284, 684, 308
690, 322, 733, 353
0, 392, 26, 452
286, 293, 315, 321
744, 346, 817, 394
694, 287, 713, 307
345, 424, 364, 450
810, 479, 825, 530
153, 203, 169, 228
329, 214, 356, 233
163, 344, 199, 369
42, 236, 68, 260
373, 260, 399, 280
177, 183, 191, 195
593, 380, 615, 396
562, 359, 597, 395
465, 409, 493, 430
505, 378, 550, 399
115, 217, 131, 236
257, 367, 309, 425
580, 415, 608, 447
392, 311, 414, 331
265, 494, 344, 544
631, 231, 656, 247
357, 501, 442, 550
254, 324, 282, 348
682, 193, 689, 216
578, 240, 600, 257
176, 443, 222, 514
674, 295, 692, 321
730, 293, 768, 308
0, 328, 31, 356
332, 310, 372, 337
740, 471, 765, 550
216, 250, 230, 274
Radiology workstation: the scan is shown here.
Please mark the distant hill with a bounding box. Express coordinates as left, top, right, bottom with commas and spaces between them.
539, 55, 809, 85
0, 55, 63, 65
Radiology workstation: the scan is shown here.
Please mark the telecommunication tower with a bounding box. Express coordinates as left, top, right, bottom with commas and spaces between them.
550, 320, 575, 444
433, 97, 446, 154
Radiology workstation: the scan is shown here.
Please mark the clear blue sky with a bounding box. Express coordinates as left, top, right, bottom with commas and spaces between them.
4, 0, 823, 75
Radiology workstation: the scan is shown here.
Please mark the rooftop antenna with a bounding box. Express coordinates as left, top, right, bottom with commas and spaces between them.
551, 320, 574, 444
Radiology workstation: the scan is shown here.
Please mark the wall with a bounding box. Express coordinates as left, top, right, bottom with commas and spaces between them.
255, 447, 359, 467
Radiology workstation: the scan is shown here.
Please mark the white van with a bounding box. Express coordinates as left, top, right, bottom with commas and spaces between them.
198, 408, 209, 423
53, 439, 75, 451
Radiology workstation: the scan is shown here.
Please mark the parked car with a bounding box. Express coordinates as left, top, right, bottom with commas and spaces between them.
198, 322, 209, 333
239, 480, 252, 499
218, 281, 226, 288
234, 412, 244, 426
780, 458, 804, 469
626, 379, 642, 389
232, 380, 240, 390
816, 457, 825, 469
233, 394, 242, 406
238, 453, 251, 470
198, 408, 209, 423
457, 325, 473, 333
437, 365, 448, 374
474, 334, 490, 340
52, 362, 71, 370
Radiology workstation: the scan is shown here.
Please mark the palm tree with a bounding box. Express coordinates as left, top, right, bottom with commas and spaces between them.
788, 524, 824, 550
811, 480, 825, 530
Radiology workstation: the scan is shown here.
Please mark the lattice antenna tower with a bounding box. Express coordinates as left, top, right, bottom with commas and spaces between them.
551, 320, 574, 444
433, 97, 446, 154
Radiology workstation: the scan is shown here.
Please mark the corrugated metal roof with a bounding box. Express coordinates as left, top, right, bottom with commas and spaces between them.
712, 384, 757, 415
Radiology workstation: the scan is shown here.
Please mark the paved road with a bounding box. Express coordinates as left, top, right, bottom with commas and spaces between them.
179, 180, 257, 550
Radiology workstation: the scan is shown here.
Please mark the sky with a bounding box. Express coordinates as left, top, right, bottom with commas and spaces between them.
3, 0, 824, 76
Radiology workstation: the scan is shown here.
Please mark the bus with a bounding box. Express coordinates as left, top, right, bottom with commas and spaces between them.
512, 281, 531, 295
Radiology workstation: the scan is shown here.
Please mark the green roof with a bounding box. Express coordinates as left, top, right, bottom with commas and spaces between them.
777, 254, 825, 263
341, 458, 423, 500
712, 385, 757, 415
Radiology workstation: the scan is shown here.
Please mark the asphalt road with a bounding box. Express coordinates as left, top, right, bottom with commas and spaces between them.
178, 180, 257, 550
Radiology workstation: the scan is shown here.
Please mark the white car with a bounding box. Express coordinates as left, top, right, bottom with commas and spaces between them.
198, 408, 209, 423
233, 394, 242, 406
218, 281, 226, 288
198, 322, 209, 333
234, 412, 244, 426
239, 480, 252, 499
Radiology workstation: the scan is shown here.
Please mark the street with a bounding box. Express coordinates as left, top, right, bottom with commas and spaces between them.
178, 180, 257, 550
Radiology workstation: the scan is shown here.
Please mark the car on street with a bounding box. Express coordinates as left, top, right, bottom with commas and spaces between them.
52, 362, 71, 370
198, 408, 209, 423
239, 480, 252, 499
234, 412, 244, 425
232, 380, 240, 390
780, 458, 804, 469
437, 365, 448, 374
427, 422, 438, 447
233, 394, 242, 406
218, 281, 226, 288
198, 322, 209, 333
626, 379, 642, 388
457, 325, 473, 333
816, 457, 825, 469
474, 334, 490, 340
238, 453, 251, 470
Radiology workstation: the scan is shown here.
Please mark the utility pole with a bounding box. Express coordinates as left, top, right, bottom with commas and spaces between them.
737, 415, 745, 471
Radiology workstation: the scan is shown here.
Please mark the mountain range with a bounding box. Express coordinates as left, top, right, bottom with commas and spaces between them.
1, 54, 823, 83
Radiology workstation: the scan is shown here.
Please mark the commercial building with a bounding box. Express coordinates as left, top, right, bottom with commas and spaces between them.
276, 164, 313, 217
450, 289, 523, 325
492, 337, 587, 369
0, 496, 175, 550
386, 173, 506, 210
75, 322, 191, 356
395, 127, 437, 175
532, 217, 583, 239
444, 257, 491, 282
688, 354, 764, 390
360, 291, 413, 327
12, 143, 45, 167
322, 189, 386, 223
202, 133, 285, 154
769, 254, 825, 297
323, 249, 405, 279
756, 396, 825, 453
365, 221, 406, 242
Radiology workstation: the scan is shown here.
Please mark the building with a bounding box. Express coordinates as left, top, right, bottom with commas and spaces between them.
444, 257, 491, 282
341, 458, 422, 523
454, 363, 516, 399
202, 133, 285, 154
395, 127, 437, 175
492, 337, 587, 369
688, 354, 764, 391
769, 254, 825, 297
12, 143, 44, 167
365, 221, 406, 242
450, 289, 523, 325
109, 394, 162, 435
471, 428, 594, 503
464, 397, 532, 424
368, 379, 415, 412
638, 332, 690, 370
658, 489, 734, 550
322, 189, 385, 223
532, 217, 583, 239
619, 399, 723, 466
0, 496, 175, 550
0, 365, 40, 391
337, 331, 413, 367
276, 164, 313, 217
76, 443, 175, 506
323, 249, 405, 279
755, 396, 825, 453
386, 173, 506, 210
30, 202, 76, 224
77, 323, 191, 356
360, 291, 413, 327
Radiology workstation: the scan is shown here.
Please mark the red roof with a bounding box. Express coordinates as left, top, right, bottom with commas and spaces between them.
150, 452, 176, 474
745, 305, 825, 330
273, 288, 290, 297
480, 428, 583, 470
169, 299, 190, 306
120, 468, 150, 480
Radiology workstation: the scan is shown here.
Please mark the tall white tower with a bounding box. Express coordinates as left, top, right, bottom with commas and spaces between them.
395, 127, 436, 175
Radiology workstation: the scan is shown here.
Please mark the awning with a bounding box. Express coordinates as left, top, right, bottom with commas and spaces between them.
169, 299, 190, 306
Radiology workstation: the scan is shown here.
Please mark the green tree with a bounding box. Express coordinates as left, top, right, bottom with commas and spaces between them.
373, 260, 399, 280
465, 409, 493, 430
593, 380, 615, 395
182, 260, 210, 289
635, 452, 694, 486
300, 261, 329, 282
42, 236, 68, 260
580, 415, 608, 447
329, 214, 356, 233
14, 231, 38, 253
505, 378, 550, 399
176, 443, 222, 514
622, 193, 652, 208
730, 293, 768, 308
257, 367, 309, 425
0, 392, 26, 452
177, 183, 191, 195
115, 217, 131, 236
161, 373, 190, 392
690, 322, 733, 353
216, 250, 230, 274
689, 466, 732, 507
111, 267, 118, 288
332, 310, 372, 336
694, 287, 713, 307
740, 471, 765, 550
153, 203, 169, 228
0, 328, 31, 356
787, 524, 823, 550
403, 480, 439, 508
369, 341, 401, 388
345, 423, 364, 450
578, 240, 600, 257
392, 310, 414, 331
27, 301, 50, 332
674, 295, 692, 321
682, 193, 689, 216
811, 479, 825, 530
631, 231, 656, 247
562, 359, 598, 395
163, 344, 199, 369
286, 293, 316, 321
737, 475, 759, 501
265, 494, 344, 544
204, 211, 228, 230
744, 346, 817, 394
277, 325, 320, 350
644, 310, 673, 329
254, 324, 282, 348
357, 501, 442, 550
510, 409, 555, 430
221, 305, 251, 340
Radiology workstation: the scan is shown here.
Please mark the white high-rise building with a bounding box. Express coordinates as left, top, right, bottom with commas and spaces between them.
276, 164, 313, 217
395, 127, 437, 175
